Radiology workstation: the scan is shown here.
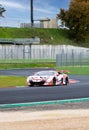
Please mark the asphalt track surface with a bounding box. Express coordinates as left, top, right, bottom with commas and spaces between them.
0, 68, 89, 104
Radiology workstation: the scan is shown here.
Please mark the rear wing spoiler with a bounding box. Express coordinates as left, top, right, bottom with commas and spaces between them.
58, 70, 70, 74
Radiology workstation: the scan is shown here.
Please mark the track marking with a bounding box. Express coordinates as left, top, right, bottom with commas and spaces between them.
69, 79, 80, 84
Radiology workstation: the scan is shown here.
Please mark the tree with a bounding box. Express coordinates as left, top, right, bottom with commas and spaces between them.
57, 0, 89, 42
0, 5, 6, 17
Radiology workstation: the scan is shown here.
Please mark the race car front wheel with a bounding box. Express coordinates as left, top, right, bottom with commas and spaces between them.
53, 77, 56, 85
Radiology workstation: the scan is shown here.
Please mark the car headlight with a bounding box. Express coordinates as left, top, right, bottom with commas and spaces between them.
27, 76, 32, 82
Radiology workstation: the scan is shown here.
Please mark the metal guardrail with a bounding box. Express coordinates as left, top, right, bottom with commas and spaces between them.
0, 38, 40, 44
0, 38, 14, 43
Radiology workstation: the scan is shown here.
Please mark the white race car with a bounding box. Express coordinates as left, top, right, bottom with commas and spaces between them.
27, 70, 69, 87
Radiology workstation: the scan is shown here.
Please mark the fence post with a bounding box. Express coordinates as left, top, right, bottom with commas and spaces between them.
23, 43, 25, 59
71, 49, 74, 66
29, 43, 32, 59
56, 54, 60, 66
79, 52, 82, 66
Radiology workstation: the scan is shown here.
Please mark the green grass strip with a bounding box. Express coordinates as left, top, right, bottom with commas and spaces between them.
0, 97, 89, 108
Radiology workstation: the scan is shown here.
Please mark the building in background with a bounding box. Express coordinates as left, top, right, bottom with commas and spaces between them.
39, 18, 58, 28
39, 18, 50, 28
20, 18, 58, 28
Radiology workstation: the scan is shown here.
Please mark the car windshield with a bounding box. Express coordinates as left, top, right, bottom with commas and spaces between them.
34, 71, 56, 76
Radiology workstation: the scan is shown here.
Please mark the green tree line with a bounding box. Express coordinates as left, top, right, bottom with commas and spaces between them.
57, 0, 89, 43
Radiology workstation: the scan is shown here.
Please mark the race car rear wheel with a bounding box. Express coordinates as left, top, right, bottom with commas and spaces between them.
65, 77, 69, 85
61, 77, 68, 85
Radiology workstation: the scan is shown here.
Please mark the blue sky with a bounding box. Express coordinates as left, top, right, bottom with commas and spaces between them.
0, 0, 70, 27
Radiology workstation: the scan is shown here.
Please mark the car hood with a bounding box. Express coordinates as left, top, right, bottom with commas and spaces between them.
30, 75, 53, 80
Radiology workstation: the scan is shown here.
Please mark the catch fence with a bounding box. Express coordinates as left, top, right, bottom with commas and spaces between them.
0, 44, 89, 66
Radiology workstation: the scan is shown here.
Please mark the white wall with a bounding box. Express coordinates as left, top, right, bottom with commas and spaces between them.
0, 44, 88, 59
